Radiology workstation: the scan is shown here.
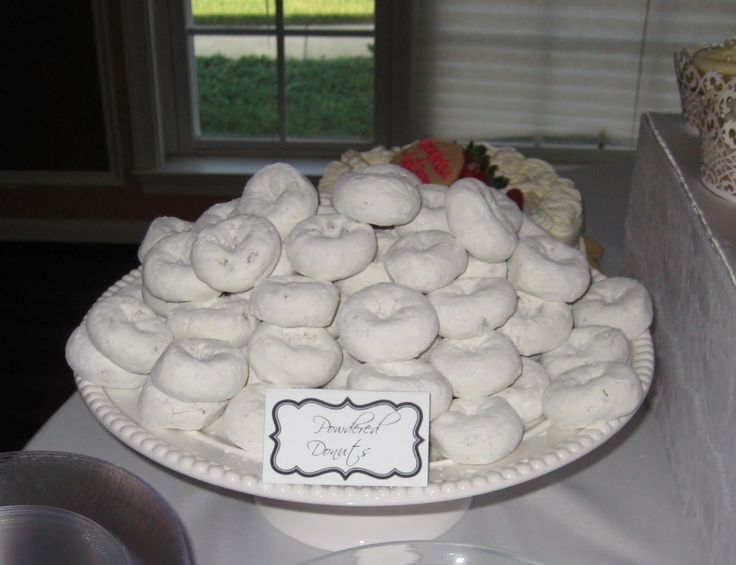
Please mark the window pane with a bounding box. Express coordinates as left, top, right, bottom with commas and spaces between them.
193, 35, 278, 139
283, 0, 374, 26
190, 0, 276, 26
285, 36, 374, 140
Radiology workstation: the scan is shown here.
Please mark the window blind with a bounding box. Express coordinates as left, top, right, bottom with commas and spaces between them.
407, 0, 736, 148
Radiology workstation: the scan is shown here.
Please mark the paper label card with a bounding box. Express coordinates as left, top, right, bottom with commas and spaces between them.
262, 389, 430, 487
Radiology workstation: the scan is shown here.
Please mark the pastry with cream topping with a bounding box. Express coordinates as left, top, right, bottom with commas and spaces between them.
319, 139, 584, 247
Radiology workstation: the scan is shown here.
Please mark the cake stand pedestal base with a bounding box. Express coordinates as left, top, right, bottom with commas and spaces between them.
254, 496, 471, 551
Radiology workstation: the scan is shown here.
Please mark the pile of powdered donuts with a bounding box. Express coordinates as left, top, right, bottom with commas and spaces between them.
66, 161, 653, 466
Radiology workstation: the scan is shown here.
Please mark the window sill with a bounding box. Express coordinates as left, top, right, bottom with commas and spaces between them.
135, 147, 634, 196
135, 156, 332, 196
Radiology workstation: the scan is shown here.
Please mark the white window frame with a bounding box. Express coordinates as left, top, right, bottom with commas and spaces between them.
122, 0, 410, 193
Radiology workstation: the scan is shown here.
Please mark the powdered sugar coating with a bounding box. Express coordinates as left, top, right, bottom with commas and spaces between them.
347, 360, 453, 420
285, 214, 376, 281
338, 283, 439, 363
247, 324, 342, 388
428, 277, 516, 339
572, 277, 653, 339
236, 163, 318, 238
191, 214, 281, 293
429, 331, 521, 398
445, 178, 518, 262
151, 338, 248, 403
66, 324, 148, 389
499, 291, 572, 356
508, 235, 590, 303
384, 230, 468, 292
431, 396, 524, 465
86, 294, 173, 375
332, 169, 421, 226
249, 275, 339, 328
143, 231, 220, 303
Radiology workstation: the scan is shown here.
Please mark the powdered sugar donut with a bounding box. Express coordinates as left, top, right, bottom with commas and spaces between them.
284, 214, 376, 281
347, 360, 453, 420
86, 294, 173, 374
65, 324, 147, 389
151, 338, 248, 402
518, 214, 550, 239
429, 330, 521, 397
384, 230, 468, 292
458, 256, 507, 279
223, 384, 267, 460
141, 285, 181, 318
166, 295, 258, 347
337, 283, 439, 363
142, 231, 220, 303
428, 277, 517, 339
191, 214, 281, 293
137, 380, 226, 430
395, 184, 450, 235
331, 169, 421, 226
324, 350, 361, 389
572, 277, 653, 339
235, 163, 318, 238
508, 235, 590, 303
384, 230, 467, 292
270, 248, 295, 276
361, 163, 422, 184
499, 291, 572, 356
335, 229, 397, 296
431, 396, 523, 465
318, 146, 396, 191
542, 361, 643, 429
249, 275, 339, 328
495, 188, 524, 233
541, 325, 630, 379
138, 216, 192, 264
326, 297, 343, 338
192, 198, 238, 231
445, 178, 518, 262
493, 357, 550, 429
247, 324, 342, 388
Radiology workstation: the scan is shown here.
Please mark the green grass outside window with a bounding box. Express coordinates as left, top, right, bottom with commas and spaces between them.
191, 0, 374, 26
196, 55, 374, 139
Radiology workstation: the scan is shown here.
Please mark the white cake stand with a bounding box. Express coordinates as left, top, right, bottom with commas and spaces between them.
74, 270, 654, 551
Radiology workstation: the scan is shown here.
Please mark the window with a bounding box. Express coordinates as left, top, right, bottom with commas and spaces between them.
123, 0, 407, 178
122, 0, 735, 192
405, 1, 736, 152
187, 0, 376, 143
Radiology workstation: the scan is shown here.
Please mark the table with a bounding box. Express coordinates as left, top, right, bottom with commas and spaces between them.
25, 158, 702, 564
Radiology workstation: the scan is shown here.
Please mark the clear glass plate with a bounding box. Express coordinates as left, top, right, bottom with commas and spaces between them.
300, 540, 543, 565
0, 452, 191, 565
0, 505, 131, 565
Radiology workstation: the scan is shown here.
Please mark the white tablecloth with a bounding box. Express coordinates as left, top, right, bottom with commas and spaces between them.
623, 112, 736, 563
25, 160, 702, 565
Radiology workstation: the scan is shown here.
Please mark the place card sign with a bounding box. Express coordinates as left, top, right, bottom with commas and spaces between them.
262, 389, 430, 487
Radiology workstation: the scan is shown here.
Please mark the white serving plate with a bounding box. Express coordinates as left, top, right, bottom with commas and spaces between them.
75, 269, 654, 549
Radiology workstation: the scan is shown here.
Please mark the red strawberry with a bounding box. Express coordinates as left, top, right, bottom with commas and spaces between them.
506, 188, 524, 210
460, 141, 510, 189
458, 160, 486, 181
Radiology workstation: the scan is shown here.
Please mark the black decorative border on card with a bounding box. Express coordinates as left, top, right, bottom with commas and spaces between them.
268, 396, 425, 481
